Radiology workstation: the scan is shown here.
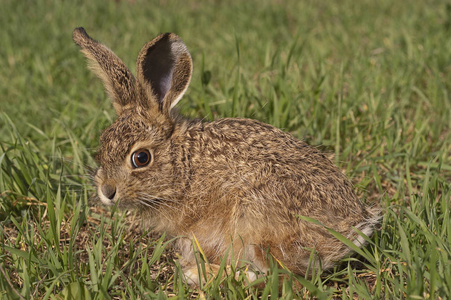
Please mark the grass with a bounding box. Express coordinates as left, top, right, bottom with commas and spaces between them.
1, 0, 451, 298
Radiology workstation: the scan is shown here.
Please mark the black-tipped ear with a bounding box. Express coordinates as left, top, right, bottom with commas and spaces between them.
73, 27, 137, 115
136, 33, 193, 115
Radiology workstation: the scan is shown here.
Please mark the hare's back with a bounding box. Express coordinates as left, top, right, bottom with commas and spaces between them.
193, 118, 362, 212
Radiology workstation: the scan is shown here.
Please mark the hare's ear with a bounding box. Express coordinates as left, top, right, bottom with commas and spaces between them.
136, 33, 192, 115
72, 27, 136, 115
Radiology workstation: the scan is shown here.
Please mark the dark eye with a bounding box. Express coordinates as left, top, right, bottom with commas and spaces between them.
131, 149, 152, 168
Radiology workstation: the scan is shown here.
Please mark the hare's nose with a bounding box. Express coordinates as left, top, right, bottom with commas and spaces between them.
101, 184, 116, 200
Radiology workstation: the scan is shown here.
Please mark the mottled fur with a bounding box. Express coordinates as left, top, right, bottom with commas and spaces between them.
73, 28, 379, 284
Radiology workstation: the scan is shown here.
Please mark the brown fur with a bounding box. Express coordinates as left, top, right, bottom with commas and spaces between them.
73, 28, 379, 284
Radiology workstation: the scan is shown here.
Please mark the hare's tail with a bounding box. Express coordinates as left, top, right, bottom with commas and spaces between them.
352, 205, 381, 247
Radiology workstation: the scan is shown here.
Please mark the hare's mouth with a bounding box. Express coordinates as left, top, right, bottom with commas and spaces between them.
98, 183, 117, 206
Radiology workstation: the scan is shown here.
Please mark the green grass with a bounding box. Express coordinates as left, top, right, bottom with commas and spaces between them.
1, 0, 451, 298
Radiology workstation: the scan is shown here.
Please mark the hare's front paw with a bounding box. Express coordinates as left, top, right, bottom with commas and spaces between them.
182, 264, 221, 286
183, 266, 201, 286
236, 269, 258, 282
182, 264, 259, 286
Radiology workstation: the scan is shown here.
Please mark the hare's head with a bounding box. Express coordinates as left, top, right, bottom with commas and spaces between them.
73, 28, 192, 208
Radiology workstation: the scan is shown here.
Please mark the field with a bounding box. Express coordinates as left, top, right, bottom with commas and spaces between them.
1, 0, 451, 298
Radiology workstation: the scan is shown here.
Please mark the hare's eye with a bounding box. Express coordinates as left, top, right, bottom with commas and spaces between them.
131, 149, 152, 168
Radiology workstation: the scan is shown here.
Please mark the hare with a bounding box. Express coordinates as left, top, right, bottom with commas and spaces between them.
73, 27, 379, 285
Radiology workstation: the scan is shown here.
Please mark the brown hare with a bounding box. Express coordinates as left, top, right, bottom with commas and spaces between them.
73, 27, 379, 285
